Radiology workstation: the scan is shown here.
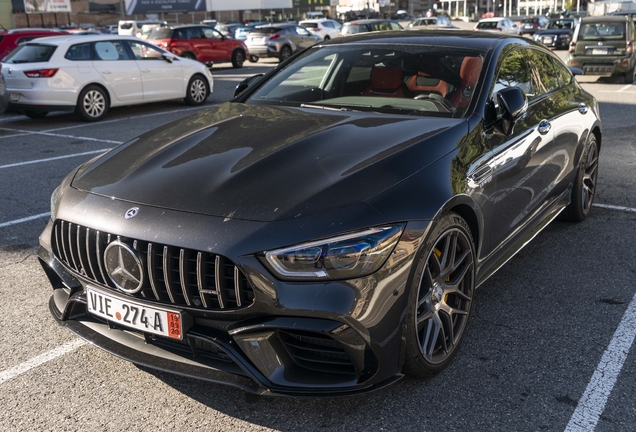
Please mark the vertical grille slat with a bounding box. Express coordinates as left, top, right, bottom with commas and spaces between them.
51, 220, 253, 311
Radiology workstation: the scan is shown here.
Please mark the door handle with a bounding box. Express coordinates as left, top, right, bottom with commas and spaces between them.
538, 119, 551, 135
101, 70, 111, 74
578, 103, 588, 114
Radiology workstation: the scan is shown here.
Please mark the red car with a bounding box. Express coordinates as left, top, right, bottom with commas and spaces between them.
0, 28, 69, 60
147, 25, 249, 68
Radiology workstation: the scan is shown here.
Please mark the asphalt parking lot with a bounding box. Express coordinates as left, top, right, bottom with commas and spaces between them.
1, 52, 635, 431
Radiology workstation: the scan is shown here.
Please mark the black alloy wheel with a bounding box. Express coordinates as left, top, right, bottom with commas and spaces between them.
323, 35, 330, 41
279, 45, 292, 62
249, 55, 259, 63
75, 85, 108, 122
560, 133, 599, 222
404, 212, 475, 377
232, 50, 245, 68
184, 75, 208, 106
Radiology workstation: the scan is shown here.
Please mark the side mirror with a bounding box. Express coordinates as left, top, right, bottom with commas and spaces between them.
234, 73, 264, 97
162, 54, 175, 63
494, 87, 527, 136
568, 66, 584, 76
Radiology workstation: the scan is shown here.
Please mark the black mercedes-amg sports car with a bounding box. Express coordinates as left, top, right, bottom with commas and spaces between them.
40, 30, 601, 396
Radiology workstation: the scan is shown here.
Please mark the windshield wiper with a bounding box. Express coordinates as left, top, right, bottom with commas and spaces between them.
300, 103, 362, 112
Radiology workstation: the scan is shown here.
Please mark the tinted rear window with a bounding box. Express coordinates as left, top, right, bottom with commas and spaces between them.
477, 21, 498, 30
547, 19, 575, 30
579, 22, 626, 40
4, 44, 56, 63
119, 23, 134, 30
148, 28, 173, 39
253, 27, 283, 34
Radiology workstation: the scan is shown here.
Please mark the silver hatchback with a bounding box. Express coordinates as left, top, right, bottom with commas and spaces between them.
245, 24, 321, 62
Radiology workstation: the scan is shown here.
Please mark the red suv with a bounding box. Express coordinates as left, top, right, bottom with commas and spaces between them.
0, 28, 69, 60
147, 25, 249, 68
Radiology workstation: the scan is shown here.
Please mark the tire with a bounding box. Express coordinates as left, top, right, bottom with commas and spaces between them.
279, 45, 292, 62
559, 133, 599, 222
22, 110, 48, 119
75, 85, 108, 122
403, 212, 476, 378
249, 55, 259, 63
323, 35, 330, 41
231, 50, 245, 68
184, 75, 209, 106
181, 52, 196, 61
625, 66, 635, 84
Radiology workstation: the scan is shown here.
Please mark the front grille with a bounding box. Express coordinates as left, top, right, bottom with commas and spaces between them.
52, 220, 254, 310
280, 330, 356, 376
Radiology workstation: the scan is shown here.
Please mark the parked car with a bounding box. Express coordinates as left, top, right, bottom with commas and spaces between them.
533, 17, 578, 49
245, 24, 321, 62
474, 18, 520, 35
299, 19, 343, 41
408, 16, 458, 29
568, 15, 636, 83
0, 28, 69, 60
519, 16, 549, 35
215, 22, 243, 39
234, 22, 270, 40
41, 30, 601, 397
1, 35, 213, 121
147, 25, 249, 68
340, 19, 403, 36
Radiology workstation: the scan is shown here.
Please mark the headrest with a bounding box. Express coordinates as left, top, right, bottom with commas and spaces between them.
459, 56, 483, 86
370, 66, 403, 90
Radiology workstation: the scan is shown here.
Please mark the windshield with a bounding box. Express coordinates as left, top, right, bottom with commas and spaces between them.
4, 44, 56, 63
547, 19, 574, 30
148, 28, 173, 39
246, 45, 485, 118
579, 22, 626, 40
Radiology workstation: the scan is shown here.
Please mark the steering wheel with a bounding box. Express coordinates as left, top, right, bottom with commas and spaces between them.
414, 93, 455, 113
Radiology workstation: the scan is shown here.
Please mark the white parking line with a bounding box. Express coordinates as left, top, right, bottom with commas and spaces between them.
0, 127, 122, 144
593, 203, 636, 213
0, 212, 50, 228
0, 149, 110, 170
618, 84, 633, 92
0, 339, 86, 386
0, 115, 25, 123
564, 292, 636, 431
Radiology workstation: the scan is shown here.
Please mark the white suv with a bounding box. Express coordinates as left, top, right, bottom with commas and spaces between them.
474, 18, 520, 35
1, 35, 214, 121
299, 19, 342, 41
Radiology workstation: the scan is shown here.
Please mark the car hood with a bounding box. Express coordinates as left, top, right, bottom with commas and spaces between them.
72, 103, 465, 222
535, 29, 572, 35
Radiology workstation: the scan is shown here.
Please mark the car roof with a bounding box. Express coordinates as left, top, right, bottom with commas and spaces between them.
321, 29, 508, 50
479, 17, 507, 22
255, 23, 296, 28
345, 19, 396, 24
581, 15, 630, 23
22, 35, 143, 45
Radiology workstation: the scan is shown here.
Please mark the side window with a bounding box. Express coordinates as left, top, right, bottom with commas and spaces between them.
322, 22, 333, 29
390, 22, 402, 30
173, 29, 186, 40
203, 28, 221, 39
525, 49, 559, 97
553, 57, 573, 87
126, 41, 164, 60
187, 27, 205, 39
492, 49, 534, 101
94, 41, 130, 61
296, 26, 310, 36
65, 43, 92, 61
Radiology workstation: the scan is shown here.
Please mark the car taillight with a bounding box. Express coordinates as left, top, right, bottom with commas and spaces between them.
23, 68, 58, 78
569, 41, 575, 53
270, 33, 280, 40
533, 23, 539, 27
628, 41, 633, 54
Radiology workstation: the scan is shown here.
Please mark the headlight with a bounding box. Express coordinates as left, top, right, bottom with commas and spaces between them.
261, 225, 404, 281
50, 185, 61, 221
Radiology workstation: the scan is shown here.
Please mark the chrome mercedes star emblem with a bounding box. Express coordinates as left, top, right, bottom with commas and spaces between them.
103, 241, 144, 293
124, 207, 139, 219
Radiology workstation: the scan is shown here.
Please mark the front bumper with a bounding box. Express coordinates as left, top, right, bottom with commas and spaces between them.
40, 190, 431, 396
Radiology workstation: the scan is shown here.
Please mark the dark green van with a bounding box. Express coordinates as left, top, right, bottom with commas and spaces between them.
567, 15, 636, 83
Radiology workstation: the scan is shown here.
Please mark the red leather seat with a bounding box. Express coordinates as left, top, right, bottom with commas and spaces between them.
406, 62, 449, 97
449, 56, 483, 109
362, 66, 405, 98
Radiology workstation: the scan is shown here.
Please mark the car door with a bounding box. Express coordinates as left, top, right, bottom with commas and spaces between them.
92, 40, 143, 102
293, 26, 315, 49
484, 46, 556, 250
186, 26, 213, 62
125, 40, 183, 101
202, 27, 229, 61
